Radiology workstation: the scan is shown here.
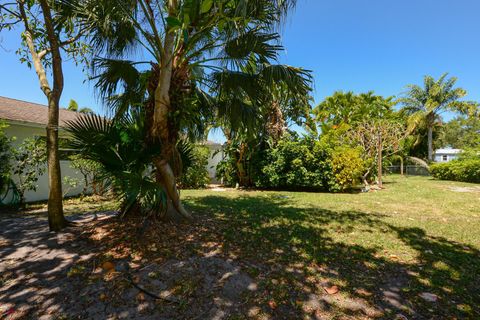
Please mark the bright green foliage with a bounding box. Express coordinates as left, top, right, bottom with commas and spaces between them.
437, 115, 480, 149
330, 146, 365, 192
12, 137, 47, 204
215, 152, 239, 187
179, 145, 210, 189
67, 99, 79, 112
252, 137, 365, 192
314, 91, 396, 132
257, 138, 331, 190
430, 159, 480, 183
0, 122, 12, 196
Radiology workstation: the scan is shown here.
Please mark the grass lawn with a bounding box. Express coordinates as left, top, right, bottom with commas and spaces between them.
9, 175, 480, 319
179, 175, 480, 319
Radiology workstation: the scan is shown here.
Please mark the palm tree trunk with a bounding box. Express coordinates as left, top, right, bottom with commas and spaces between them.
427, 124, 433, 162
151, 20, 191, 221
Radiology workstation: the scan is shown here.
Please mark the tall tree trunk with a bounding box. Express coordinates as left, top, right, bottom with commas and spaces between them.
400, 157, 404, 176
40, 0, 66, 231
18, 0, 66, 231
427, 124, 433, 162
46, 97, 66, 230
151, 16, 191, 220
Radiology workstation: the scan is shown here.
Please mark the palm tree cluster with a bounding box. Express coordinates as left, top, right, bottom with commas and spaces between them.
400, 73, 476, 161
62, 0, 312, 218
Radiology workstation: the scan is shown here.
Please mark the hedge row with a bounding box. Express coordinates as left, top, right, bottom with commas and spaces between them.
430, 159, 480, 183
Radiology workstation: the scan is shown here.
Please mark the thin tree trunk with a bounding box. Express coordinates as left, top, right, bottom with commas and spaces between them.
39, 0, 66, 231
377, 131, 383, 188
427, 124, 433, 162
46, 97, 66, 230
18, 0, 66, 231
400, 157, 404, 176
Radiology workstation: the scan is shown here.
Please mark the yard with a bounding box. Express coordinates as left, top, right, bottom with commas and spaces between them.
1, 175, 479, 319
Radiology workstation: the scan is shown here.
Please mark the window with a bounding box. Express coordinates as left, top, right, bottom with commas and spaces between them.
442, 155, 448, 161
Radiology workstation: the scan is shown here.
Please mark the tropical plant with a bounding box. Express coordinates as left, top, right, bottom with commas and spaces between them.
345, 119, 406, 188
400, 73, 476, 161
314, 91, 395, 132
69, 154, 102, 195
65, 111, 168, 217
437, 113, 480, 149
71, 0, 311, 219
67, 99, 95, 114
12, 137, 47, 205
178, 144, 210, 189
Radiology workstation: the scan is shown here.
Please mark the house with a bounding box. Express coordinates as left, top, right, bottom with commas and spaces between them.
434, 147, 462, 162
201, 140, 224, 184
0, 96, 86, 203
0, 96, 225, 204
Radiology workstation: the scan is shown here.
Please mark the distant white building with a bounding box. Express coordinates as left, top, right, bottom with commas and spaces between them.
201, 141, 224, 184
434, 147, 462, 162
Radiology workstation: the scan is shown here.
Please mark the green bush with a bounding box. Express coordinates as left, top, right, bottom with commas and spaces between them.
254, 139, 329, 190
179, 145, 211, 189
329, 146, 365, 192
254, 138, 364, 192
430, 158, 480, 183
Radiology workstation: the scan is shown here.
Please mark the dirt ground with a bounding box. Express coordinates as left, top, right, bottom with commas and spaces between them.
0, 213, 263, 320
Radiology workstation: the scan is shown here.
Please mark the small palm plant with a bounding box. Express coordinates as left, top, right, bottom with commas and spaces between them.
65, 111, 168, 217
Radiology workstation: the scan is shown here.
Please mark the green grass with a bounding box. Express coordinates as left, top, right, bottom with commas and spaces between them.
11, 175, 479, 318
181, 175, 480, 318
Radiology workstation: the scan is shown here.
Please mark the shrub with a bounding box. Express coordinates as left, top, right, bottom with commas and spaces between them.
255, 138, 331, 190
0, 122, 12, 196
254, 138, 364, 192
12, 137, 47, 204
430, 159, 480, 183
179, 145, 211, 189
329, 146, 365, 192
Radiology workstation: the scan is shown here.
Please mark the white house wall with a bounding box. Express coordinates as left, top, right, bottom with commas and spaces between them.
3, 122, 86, 203
206, 145, 224, 184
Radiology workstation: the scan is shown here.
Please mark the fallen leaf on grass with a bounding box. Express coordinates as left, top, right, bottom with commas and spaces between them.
268, 300, 277, 309
324, 285, 339, 295
102, 261, 115, 272
136, 292, 146, 302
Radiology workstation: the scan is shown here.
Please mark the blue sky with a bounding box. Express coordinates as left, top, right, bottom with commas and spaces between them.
1, 0, 479, 142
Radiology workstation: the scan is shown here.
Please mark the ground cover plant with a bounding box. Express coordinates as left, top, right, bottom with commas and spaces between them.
1, 175, 479, 319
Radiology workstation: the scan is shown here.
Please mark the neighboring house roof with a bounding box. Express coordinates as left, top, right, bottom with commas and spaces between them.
0, 96, 79, 127
434, 148, 462, 155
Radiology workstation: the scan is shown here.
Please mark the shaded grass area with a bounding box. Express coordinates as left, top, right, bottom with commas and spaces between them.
181, 175, 480, 318
1, 195, 118, 216
2, 175, 479, 319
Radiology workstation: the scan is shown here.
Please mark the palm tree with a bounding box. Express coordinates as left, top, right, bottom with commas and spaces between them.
71, 0, 311, 219
400, 73, 475, 161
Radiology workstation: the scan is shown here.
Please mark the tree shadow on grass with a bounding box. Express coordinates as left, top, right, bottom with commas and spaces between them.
1, 195, 479, 319
185, 194, 480, 319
